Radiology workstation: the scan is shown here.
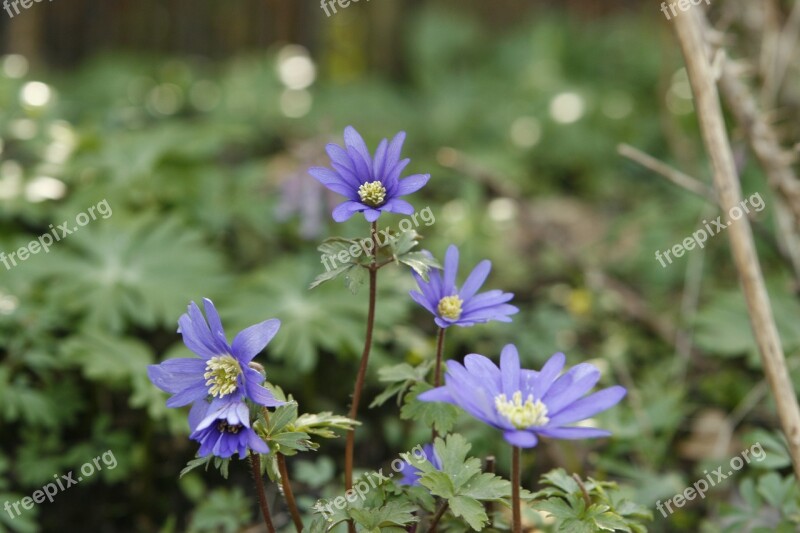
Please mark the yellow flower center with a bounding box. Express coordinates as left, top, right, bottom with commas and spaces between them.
437, 295, 463, 320
495, 391, 550, 429
358, 181, 387, 207
204, 355, 242, 398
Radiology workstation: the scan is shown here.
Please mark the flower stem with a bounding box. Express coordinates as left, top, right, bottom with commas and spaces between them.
433, 327, 446, 388
277, 453, 304, 532
427, 501, 449, 532
431, 327, 447, 441
249, 452, 276, 533
512, 445, 521, 533
345, 221, 379, 533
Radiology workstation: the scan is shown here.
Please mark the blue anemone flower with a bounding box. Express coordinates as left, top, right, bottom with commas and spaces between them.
410, 245, 518, 328
189, 399, 269, 459
309, 126, 430, 222
398, 444, 443, 487
419, 345, 626, 448
147, 298, 284, 409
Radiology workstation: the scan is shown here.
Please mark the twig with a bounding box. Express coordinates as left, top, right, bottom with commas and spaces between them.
617, 143, 717, 203
673, 7, 800, 481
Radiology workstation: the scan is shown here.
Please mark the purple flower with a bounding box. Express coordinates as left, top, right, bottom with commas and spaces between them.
147, 298, 285, 409
309, 126, 430, 222
410, 245, 518, 328
189, 399, 270, 459
419, 345, 626, 448
398, 444, 443, 487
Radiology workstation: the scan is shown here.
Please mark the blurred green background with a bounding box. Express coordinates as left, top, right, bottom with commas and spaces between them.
1, 0, 799, 531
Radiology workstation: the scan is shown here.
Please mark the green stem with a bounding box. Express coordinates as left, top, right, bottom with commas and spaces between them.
512, 445, 521, 533
345, 221, 379, 533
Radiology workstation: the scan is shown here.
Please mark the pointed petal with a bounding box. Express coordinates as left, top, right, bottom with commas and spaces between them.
418, 386, 455, 404
309, 167, 357, 197
500, 344, 521, 396
332, 201, 364, 222
443, 245, 459, 295
396, 174, 430, 196
231, 319, 280, 362
547, 386, 627, 426
459, 260, 491, 301
166, 382, 209, 408
410, 290, 437, 315
246, 380, 286, 407
147, 359, 206, 394
537, 427, 612, 440
373, 138, 388, 179
383, 198, 415, 215
530, 353, 566, 400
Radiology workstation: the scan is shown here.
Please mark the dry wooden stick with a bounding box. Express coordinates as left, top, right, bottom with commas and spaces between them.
673, 8, 800, 481
617, 143, 717, 203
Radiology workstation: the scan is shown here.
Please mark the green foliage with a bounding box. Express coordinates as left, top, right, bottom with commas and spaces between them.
400, 382, 461, 435
714, 474, 800, 532
187, 488, 253, 533
531, 469, 652, 532
410, 434, 522, 531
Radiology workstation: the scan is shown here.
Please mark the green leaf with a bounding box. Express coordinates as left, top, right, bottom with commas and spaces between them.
371, 361, 432, 408
449, 495, 489, 530
400, 382, 460, 434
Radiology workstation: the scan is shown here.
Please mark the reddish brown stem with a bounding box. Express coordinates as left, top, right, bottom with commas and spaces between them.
345, 222, 379, 533
277, 453, 304, 532
512, 446, 521, 533
249, 453, 276, 533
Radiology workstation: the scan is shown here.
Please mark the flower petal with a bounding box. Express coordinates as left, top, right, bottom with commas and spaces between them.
547, 386, 627, 426
383, 198, 415, 215
309, 167, 357, 197
443, 245, 459, 295
418, 386, 455, 404
500, 344, 521, 396
246, 380, 286, 408
165, 382, 209, 408
459, 260, 491, 301
363, 208, 382, 222
530, 353, 566, 400
147, 358, 206, 394
332, 201, 364, 222
396, 174, 430, 196
231, 318, 281, 362
537, 427, 612, 440
503, 430, 538, 448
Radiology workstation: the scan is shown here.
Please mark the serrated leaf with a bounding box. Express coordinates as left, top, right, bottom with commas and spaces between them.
400, 382, 460, 434
449, 495, 488, 531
